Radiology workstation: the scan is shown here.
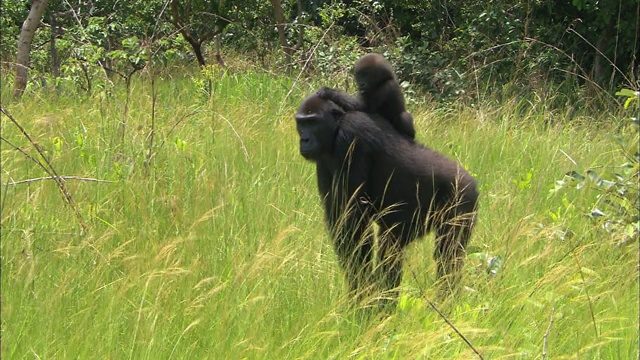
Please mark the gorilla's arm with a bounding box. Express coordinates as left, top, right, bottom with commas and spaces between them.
321, 142, 375, 292
318, 137, 372, 228
316, 87, 365, 112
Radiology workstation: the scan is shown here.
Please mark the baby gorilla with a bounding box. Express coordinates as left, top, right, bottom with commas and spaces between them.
317, 53, 416, 139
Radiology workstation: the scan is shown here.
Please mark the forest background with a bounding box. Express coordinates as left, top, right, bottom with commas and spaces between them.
2, 0, 638, 101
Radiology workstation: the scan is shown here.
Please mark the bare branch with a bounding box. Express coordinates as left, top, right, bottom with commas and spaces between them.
280, 23, 335, 113
573, 251, 599, 338
542, 307, 556, 360
1, 136, 45, 166
6, 176, 115, 185
410, 270, 484, 359
1, 107, 89, 234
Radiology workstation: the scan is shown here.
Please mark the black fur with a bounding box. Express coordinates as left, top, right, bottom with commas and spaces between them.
295, 92, 478, 303
317, 53, 416, 139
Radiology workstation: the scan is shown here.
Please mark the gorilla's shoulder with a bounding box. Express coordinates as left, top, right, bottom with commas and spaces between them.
341, 111, 399, 138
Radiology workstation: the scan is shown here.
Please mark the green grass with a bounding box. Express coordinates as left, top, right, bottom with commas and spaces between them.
1, 69, 637, 359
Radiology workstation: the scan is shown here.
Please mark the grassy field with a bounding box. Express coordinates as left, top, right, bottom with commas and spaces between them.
1, 68, 638, 359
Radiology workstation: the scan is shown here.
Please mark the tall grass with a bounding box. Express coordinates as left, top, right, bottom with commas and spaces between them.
1, 69, 637, 359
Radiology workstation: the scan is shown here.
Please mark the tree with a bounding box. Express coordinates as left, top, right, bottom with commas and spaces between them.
13, 0, 50, 98
270, 0, 293, 65
168, 0, 230, 66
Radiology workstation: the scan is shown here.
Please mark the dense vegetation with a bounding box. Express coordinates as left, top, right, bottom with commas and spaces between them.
1, 0, 638, 101
1, 1, 638, 358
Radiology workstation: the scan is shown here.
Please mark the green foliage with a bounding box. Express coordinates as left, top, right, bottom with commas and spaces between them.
551, 89, 639, 245
302, 26, 363, 79
332, 0, 637, 102
0, 0, 27, 62
2, 0, 636, 105
222, 2, 272, 52
617, 89, 640, 110
1, 71, 638, 359
107, 37, 148, 69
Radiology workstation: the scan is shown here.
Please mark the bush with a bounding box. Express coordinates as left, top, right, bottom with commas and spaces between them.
551, 89, 639, 245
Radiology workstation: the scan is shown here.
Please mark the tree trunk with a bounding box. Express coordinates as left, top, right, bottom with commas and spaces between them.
49, 13, 60, 90
214, 33, 226, 67
190, 40, 206, 67
270, 0, 293, 66
170, 0, 206, 66
13, 0, 51, 98
593, 36, 608, 86
296, 0, 304, 51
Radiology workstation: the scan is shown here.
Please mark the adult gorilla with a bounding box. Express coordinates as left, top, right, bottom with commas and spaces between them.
295, 92, 478, 303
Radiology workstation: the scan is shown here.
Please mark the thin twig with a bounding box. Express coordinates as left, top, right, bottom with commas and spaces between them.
572, 250, 599, 338
280, 23, 335, 114
156, 108, 201, 149
1, 107, 89, 234
542, 307, 555, 360
1, 137, 43, 165
6, 176, 115, 185
145, 65, 158, 171
558, 149, 578, 166
410, 270, 484, 359
1, 177, 9, 219
217, 113, 249, 161
149, 108, 201, 164
566, 28, 630, 85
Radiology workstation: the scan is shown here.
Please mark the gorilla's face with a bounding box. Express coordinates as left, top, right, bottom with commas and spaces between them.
295, 94, 344, 161
354, 53, 394, 95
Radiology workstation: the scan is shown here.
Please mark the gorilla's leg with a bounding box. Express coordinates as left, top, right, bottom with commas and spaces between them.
375, 224, 415, 304
433, 214, 473, 293
330, 208, 376, 302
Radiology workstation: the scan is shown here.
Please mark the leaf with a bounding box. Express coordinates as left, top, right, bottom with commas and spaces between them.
107, 50, 126, 60
549, 180, 567, 194
486, 255, 504, 276
465, 245, 484, 254
588, 208, 606, 218
565, 170, 585, 181
586, 170, 602, 186
601, 179, 617, 189
611, 134, 626, 147
615, 89, 638, 98
468, 252, 503, 276
398, 295, 423, 312
624, 97, 636, 109
626, 223, 639, 237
